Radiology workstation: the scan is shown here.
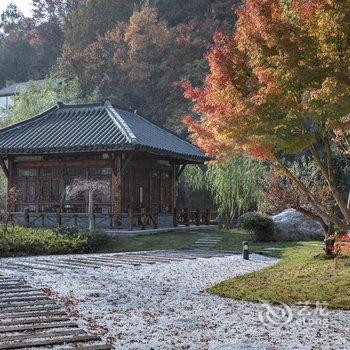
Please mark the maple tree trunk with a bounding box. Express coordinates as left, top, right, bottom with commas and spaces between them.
310, 141, 350, 225
275, 159, 348, 255
276, 160, 342, 227
276, 150, 349, 257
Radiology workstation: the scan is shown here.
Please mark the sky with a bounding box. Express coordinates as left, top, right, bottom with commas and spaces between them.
0, 0, 33, 16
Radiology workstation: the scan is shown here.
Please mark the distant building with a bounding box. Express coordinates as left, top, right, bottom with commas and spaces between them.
0, 78, 66, 110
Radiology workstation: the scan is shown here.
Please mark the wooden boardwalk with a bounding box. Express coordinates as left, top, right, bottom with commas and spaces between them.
0, 276, 111, 350
0, 250, 237, 273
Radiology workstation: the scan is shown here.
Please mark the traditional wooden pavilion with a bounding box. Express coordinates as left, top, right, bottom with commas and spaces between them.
0, 100, 208, 229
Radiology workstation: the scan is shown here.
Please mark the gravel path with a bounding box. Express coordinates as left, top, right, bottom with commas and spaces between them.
1, 252, 349, 350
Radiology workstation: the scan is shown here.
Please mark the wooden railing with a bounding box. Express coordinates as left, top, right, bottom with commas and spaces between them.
10, 207, 216, 231
11, 209, 115, 229
173, 208, 214, 227
127, 208, 159, 231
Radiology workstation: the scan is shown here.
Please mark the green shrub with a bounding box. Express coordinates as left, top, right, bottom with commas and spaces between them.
236, 212, 275, 242
78, 230, 114, 253
54, 225, 79, 237
0, 226, 114, 257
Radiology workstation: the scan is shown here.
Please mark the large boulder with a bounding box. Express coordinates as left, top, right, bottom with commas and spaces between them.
271, 209, 324, 241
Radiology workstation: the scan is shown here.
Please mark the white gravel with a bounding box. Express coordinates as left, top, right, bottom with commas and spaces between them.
2, 252, 349, 350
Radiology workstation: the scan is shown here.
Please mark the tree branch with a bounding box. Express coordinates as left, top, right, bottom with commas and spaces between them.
275, 157, 344, 228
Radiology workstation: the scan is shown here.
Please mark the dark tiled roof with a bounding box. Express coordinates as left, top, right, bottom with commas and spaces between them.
0, 78, 66, 97
0, 101, 208, 162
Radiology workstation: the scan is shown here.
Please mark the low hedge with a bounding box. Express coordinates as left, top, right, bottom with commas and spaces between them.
0, 225, 114, 257
236, 212, 275, 242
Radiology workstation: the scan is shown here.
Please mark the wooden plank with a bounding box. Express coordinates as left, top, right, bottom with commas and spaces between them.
0, 295, 50, 303
0, 283, 29, 289
40, 259, 100, 269
0, 334, 100, 349
31, 260, 83, 270
113, 254, 177, 262
1, 262, 57, 272
0, 292, 45, 299
0, 316, 70, 327
0, 329, 84, 343
58, 259, 102, 269
72, 258, 122, 268
0, 321, 77, 333
88, 256, 152, 265
0, 300, 57, 309
2, 309, 66, 319
0, 278, 23, 282
105, 253, 170, 263
37, 259, 85, 269
0, 288, 41, 295
0, 305, 61, 314
131, 254, 186, 261
88, 256, 157, 264
82, 257, 141, 266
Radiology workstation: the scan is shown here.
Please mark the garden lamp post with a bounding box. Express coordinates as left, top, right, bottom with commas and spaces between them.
242, 241, 249, 260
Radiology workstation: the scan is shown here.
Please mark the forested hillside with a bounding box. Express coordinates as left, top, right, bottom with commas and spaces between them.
0, 0, 239, 132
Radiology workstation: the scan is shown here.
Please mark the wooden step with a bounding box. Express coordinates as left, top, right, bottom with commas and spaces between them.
0, 334, 101, 349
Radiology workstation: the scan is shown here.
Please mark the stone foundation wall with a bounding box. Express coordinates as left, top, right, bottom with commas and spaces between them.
12, 213, 173, 231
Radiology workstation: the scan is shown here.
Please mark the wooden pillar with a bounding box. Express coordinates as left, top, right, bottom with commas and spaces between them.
0, 156, 9, 179
140, 208, 146, 230
153, 210, 158, 229
171, 163, 177, 217
195, 208, 200, 226
24, 209, 29, 228
7, 156, 15, 213
112, 154, 122, 227
56, 208, 62, 226
173, 207, 178, 227
205, 208, 210, 225
184, 208, 189, 226
128, 208, 133, 231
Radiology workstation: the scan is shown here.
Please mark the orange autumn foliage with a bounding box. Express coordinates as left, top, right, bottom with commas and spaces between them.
183, 0, 350, 161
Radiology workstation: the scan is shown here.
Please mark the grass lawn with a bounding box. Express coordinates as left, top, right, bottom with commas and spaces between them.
100, 229, 349, 309
98, 231, 200, 253
210, 241, 350, 309
99, 229, 301, 258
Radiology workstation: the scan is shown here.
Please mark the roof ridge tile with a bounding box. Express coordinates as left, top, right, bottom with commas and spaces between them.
105, 100, 137, 144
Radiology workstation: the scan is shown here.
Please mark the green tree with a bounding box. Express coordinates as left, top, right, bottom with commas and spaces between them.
1, 78, 82, 127
0, 77, 84, 206
184, 158, 267, 227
